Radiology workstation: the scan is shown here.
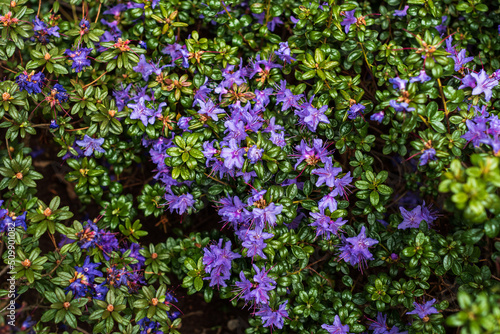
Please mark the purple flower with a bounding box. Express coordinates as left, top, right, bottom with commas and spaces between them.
127, 97, 161, 126
49, 120, 59, 129
390, 100, 415, 112
296, 97, 330, 131
389, 77, 407, 91
224, 119, 248, 142
332, 172, 353, 199
256, 300, 288, 329
162, 43, 189, 68
241, 225, 274, 259
369, 312, 408, 334
276, 80, 303, 111
398, 206, 423, 229
462, 118, 488, 147
394, 5, 409, 17
221, 139, 245, 169
407, 299, 439, 319
133, 54, 154, 81
275, 41, 295, 63
410, 70, 431, 83
52, 83, 68, 102
309, 210, 347, 240
252, 202, 283, 229
68, 271, 91, 298
451, 49, 474, 72
311, 159, 342, 187
318, 191, 338, 212
75, 135, 105, 156
32, 17, 60, 44
197, 99, 225, 121
458, 73, 477, 90
203, 239, 240, 288
322, 315, 350, 334
250, 264, 276, 305
164, 192, 195, 215
254, 88, 274, 111
338, 226, 378, 270
348, 103, 365, 119
270, 131, 286, 147
341, 10, 356, 33
248, 54, 282, 80
399, 202, 437, 229
419, 148, 436, 166
77, 257, 102, 280
247, 146, 264, 163
79, 18, 90, 32
65, 47, 93, 72
113, 83, 132, 111
371, 111, 385, 123
470, 69, 498, 101
436, 16, 448, 35
218, 195, 251, 227
177, 116, 191, 130
16, 71, 45, 94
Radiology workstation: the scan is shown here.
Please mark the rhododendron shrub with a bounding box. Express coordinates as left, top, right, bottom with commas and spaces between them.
1, 0, 500, 333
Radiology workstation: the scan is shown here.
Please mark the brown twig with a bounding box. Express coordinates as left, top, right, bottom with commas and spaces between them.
82, 71, 107, 89
95, 0, 102, 24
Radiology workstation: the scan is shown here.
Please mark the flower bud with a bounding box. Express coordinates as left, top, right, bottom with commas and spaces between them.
43, 207, 52, 216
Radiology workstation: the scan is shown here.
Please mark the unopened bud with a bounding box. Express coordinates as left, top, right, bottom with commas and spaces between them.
44, 53, 51, 60
10, 1, 15, 8
151, 253, 158, 259
151, 298, 158, 306
2, 92, 10, 101
43, 207, 52, 216
21, 259, 31, 268
63, 302, 71, 309
15, 172, 23, 179
108, 109, 116, 117
106, 304, 114, 312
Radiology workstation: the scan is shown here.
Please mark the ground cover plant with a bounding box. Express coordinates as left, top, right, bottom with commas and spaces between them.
1, 0, 500, 333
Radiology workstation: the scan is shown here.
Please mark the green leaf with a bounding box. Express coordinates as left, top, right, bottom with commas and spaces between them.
194, 276, 203, 291
461, 229, 484, 245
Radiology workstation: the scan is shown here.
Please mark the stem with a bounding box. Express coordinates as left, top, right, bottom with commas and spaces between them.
221, 2, 232, 19
437, 77, 450, 133
5, 137, 12, 160
82, 71, 108, 89
95, 0, 101, 23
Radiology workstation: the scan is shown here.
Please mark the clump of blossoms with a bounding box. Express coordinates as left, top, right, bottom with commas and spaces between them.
2, 0, 500, 333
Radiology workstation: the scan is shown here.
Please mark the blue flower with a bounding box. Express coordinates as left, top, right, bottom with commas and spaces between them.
341, 10, 356, 33
348, 103, 365, 119
275, 41, 295, 63
409, 70, 431, 83
16, 71, 45, 94
407, 299, 439, 319
419, 148, 436, 166
164, 192, 195, 215
394, 5, 409, 17
65, 48, 93, 72
75, 135, 106, 156
470, 69, 498, 101
133, 54, 154, 81
322, 315, 350, 334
